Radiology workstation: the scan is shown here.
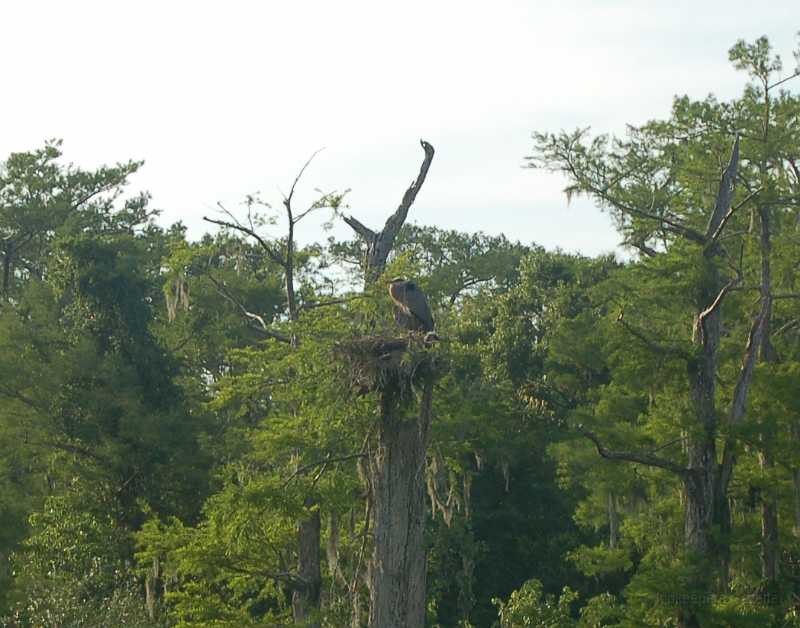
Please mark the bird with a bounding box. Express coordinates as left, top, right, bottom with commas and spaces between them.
387, 277, 435, 333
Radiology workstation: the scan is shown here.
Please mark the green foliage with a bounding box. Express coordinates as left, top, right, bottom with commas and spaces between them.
494, 580, 622, 627
494, 579, 578, 628
5, 488, 162, 627
567, 546, 632, 578
2, 34, 800, 627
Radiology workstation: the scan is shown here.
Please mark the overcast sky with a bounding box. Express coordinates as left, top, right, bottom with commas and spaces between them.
1, 1, 798, 256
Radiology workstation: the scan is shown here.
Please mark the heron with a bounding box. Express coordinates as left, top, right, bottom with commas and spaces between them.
387, 277, 435, 333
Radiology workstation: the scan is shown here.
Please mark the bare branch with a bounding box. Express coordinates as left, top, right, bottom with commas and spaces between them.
617, 318, 691, 360
729, 300, 771, 426
0, 385, 44, 411
627, 240, 658, 258
285, 148, 325, 215
283, 452, 366, 488
216, 201, 244, 227
342, 214, 376, 241
707, 186, 761, 246
203, 216, 286, 267
220, 560, 308, 591
206, 273, 291, 344
69, 179, 126, 211
773, 319, 799, 337
27, 439, 112, 466
345, 140, 435, 284
299, 295, 366, 312
576, 426, 687, 476
448, 276, 494, 305
383, 140, 435, 234
704, 135, 740, 241
767, 69, 800, 91
694, 276, 741, 342
621, 203, 706, 244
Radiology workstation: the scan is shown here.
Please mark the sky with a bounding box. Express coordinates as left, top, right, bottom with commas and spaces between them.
1, 1, 798, 257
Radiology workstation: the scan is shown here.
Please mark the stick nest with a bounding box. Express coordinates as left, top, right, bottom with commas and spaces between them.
335, 334, 441, 399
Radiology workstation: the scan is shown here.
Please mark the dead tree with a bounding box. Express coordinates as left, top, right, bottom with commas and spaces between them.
338, 337, 440, 628
344, 140, 435, 288
343, 140, 437, 627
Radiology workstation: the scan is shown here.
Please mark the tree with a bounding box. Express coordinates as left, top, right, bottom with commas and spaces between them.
342, 140, 443, 628
525, 35, 800, 626
0, 140, 149, 300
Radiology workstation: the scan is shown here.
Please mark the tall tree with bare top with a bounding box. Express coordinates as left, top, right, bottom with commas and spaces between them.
343, 140, 439, 628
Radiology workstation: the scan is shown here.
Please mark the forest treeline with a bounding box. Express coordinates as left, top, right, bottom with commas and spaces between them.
1, 36, 799, 627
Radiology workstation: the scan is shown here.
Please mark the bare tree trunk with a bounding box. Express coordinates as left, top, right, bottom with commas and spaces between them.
343, 140, 437, 627
343, 141, 435, 288
368, 380, 434, 628
293, 502, 322, 628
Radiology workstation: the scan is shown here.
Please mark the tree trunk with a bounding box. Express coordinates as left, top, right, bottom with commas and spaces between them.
687, 267, 721, 560
145, 556, 160, 621
759, 451, 779, 582
793, 466, 800, 539
342, 140, 437, 626
756, 204, 778, 586
293, 501, 322, 627
368, 380, 433, 628
684, 463, 715, 557
2, 250, 11, 298
681, 261, 723, 626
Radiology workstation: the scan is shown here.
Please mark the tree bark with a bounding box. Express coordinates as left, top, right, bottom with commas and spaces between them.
756, 204, 778, 586
2, 249, 11, 298
686, 286, 720, 560
343, 140, 437, 627
759, 450, 779, 582
368, 380, 433, 628
145, 556, 161, 621
293, 501, 322, 628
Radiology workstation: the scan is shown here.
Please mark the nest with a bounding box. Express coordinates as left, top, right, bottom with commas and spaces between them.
335, 333, 440, 399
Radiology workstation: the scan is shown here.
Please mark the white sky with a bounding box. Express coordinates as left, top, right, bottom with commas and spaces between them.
1, 1, 798, 256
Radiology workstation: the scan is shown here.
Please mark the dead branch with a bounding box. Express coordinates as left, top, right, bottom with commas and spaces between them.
707, 186, 761, 246
299, 295, 366, 312
203, 215, 286, 267
617, 318, 691, 360
344, 140, 435, 284
704, 135, 740, 242
576, 425, 687, 476
283, 452, 367, 488
206, 273, 291, 344
694, 276, 742, 343
284, 148, 325, 221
